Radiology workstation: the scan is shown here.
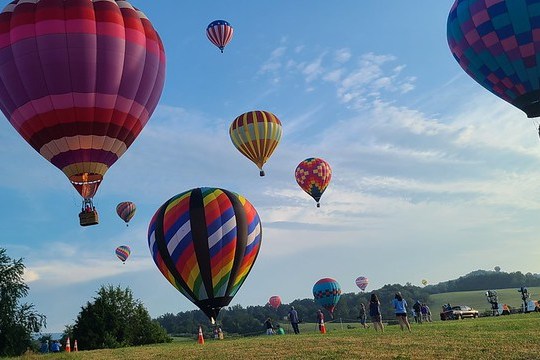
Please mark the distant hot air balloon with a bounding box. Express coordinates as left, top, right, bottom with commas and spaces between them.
230, 111, 283, 176
116, 202, 137, 226
0, 0, 166, 226
313, 278, 341, 318
116, 245, 131, 264
295, 158, 332, 207
447, 0, 540, 119
421, 279, 428, 286
206, 20, 234, 53
148, 187, 262, 324
355, 276, 369, 291
268, 295, 281, 309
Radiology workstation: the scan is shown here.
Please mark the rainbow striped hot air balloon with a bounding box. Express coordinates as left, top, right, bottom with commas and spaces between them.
230, 110, 283, 176
116, 202, 137, 226
313, 278, 341, 317
295, 158, 332, 207
115, 245, 131, 264
148, 187, 262, 323
206, 20, 234, 53
0, 0, 166, 225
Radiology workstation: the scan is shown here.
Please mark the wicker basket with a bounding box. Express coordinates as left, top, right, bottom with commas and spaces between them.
79, 210, 99, 226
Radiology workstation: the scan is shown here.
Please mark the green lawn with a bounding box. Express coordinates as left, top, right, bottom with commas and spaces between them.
14, 313, 540, 360
429, 287, 540, 317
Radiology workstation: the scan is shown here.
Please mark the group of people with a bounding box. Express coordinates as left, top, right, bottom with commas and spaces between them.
266, 292, 428, 335
39, 340, 62, 353
412, 300, 432, 323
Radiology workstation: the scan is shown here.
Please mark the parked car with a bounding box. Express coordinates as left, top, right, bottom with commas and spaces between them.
440, 305, 479, 320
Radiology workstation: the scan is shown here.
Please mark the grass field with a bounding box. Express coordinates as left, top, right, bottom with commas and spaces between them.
13, 312, 540, 360
429, 287, 540, 317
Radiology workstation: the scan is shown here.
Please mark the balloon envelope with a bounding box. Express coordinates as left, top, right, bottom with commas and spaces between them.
355, 276, 369, 291
295, 158, 332, 207
148, 187, 262, 323
116, 202, 137, 224
421, 279, 428, 286
313, 278, 341, 316
230, 110, 282, 176
268, 295, 281, 309
447, 0, 540, 117
206, 20, 234, 53
0, 0, 166, 200
116, 245, 131, 263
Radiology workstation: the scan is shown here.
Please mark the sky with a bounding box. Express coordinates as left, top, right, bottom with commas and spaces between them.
3, 0, 540, 333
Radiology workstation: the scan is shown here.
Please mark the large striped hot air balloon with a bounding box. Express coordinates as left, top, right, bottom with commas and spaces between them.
0, 0, 166, 226
148, 187, 262, 323
313, 278, 341, 318
206, 20, 233, 53
116, 201, 136, 226
447, 0, 540, 118
230, 110, 282, 176
268, 295, 281, 309
115, 245, 131, 264
295, 158, 332, 207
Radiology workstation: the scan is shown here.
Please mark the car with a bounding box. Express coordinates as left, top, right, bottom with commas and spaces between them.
440, 305, 479, 320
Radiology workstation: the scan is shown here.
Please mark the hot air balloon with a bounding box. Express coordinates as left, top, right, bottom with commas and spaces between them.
295, 158, 332, 207
0, 1, 166, 226
116, 245, 131, 264
148, 187, 262, 324
116, 202, 137, 226
447, 0, 540, 118
421, 279, 428, 286
206, 20, 234, 53
355, 276, 369, 291
229, 111, 283, 176
268, 295, 281, 309
313, 278, 341, 318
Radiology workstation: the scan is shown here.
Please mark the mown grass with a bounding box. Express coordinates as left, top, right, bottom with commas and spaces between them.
13, 313, 540, 360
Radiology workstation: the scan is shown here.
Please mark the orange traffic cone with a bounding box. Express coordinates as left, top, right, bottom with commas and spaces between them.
65, 337, 71, 353
197, 326, 205, 345
320, 322, 327, 334
74, 340, 78, 352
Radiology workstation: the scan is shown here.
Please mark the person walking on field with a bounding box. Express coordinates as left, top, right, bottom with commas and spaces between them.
413, 300, 422, 324
288, 306, 300, 334
392, 292, 411, 332
358, 303, 369, 329
369, 293, 384, 332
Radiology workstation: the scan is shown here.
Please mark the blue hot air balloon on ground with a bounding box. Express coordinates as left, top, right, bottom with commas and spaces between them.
313, 278, 341, 318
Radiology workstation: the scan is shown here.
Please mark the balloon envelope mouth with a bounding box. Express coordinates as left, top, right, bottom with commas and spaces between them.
70, 173, 103, 199
512, 91, 540, 118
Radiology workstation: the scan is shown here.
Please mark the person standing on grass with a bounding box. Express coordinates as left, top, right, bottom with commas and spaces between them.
265, 317, 275, 335
392, 292, 411, 332
288, 306, 300, 334
369, 293, 384, 332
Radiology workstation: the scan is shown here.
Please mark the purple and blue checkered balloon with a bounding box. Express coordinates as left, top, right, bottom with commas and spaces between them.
447, 0, 540, 118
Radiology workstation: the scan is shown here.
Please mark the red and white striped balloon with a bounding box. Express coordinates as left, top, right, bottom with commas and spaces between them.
355, 276, 369, 291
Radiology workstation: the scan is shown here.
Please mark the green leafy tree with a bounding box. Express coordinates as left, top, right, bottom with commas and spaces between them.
0, 248, 46, 357
71, 285, 170, 350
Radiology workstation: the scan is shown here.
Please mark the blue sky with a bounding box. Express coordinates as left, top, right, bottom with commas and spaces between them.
3, 0, 540, 332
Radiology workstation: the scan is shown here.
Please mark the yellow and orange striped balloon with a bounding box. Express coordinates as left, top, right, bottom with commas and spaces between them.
229, 110, 282, 176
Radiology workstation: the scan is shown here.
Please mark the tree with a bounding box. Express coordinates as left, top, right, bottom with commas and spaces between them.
0, 248, 46, 357
71, 285, 170, 350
